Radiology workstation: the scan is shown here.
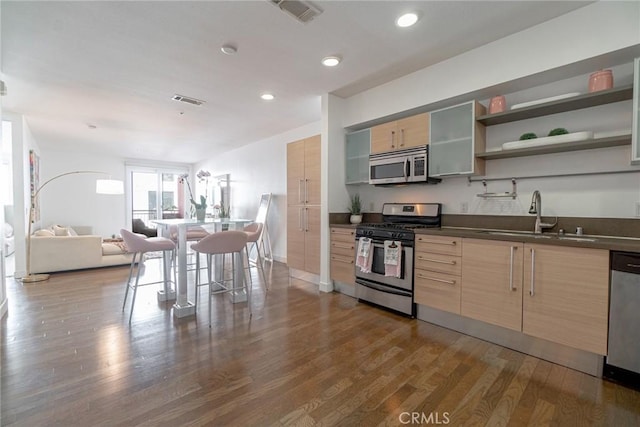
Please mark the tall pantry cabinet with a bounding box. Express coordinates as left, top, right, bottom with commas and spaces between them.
287, 135, 321, 275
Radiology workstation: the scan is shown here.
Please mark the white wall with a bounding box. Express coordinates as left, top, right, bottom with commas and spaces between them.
196, 121, 321, 263
343, 1, 640, 127
337, 1, 640, 220
39, 149, 127, 237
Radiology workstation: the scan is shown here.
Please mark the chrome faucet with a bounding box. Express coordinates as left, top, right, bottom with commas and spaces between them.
529, 190, 557, 234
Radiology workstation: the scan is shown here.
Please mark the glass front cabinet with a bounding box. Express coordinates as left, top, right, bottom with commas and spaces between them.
429, 100, 486, 176
345, 128, 370, 184
633, 57, 640, 164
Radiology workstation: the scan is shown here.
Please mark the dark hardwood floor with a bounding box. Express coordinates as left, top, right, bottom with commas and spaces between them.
2, 258, 640, 426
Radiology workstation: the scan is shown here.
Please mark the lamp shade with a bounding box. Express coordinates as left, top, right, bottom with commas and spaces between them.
96, 179, 124, 195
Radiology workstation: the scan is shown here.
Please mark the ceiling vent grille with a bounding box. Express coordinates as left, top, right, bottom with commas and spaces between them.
171, 94, 205, 106
269, 0, 323, 23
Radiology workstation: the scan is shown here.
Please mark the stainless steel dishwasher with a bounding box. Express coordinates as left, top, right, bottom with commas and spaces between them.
604, 251, 640, 388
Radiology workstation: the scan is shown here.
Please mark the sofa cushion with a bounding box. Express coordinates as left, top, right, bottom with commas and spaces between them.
34, 229, 55, 237
52, 225, 78, 236
102, 243, 127, 255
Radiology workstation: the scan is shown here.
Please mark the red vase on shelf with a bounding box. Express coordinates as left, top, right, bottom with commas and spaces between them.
588, 70, 613, 93
489, 95, 506, 114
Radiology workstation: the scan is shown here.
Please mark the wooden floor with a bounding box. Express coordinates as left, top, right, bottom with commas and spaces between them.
2, 258, 640, 426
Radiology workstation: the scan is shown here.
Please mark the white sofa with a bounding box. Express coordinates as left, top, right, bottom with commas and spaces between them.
30, 226, 133, 274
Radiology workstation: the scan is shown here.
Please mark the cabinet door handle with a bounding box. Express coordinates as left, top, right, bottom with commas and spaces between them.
418, 239, 457, 246
298, 179, 304, 204
390, 130, 395, 148
509, 246, 516, 291
331, 256, 354, 265
305, 208, 309, 231
400, 128, 405, 147
332, 242, 354, 249
417, 256, 456, 265
298, 208, 303, 231
530, 248, 535, 296
417, 273, 456, 285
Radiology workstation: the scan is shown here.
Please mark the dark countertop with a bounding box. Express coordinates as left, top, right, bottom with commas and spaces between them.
330, 223, 358, 229
415, 227, 640, 253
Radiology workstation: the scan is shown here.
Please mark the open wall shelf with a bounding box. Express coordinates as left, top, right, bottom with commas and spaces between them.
476, 134, 631, 160
476, 85, 633, 126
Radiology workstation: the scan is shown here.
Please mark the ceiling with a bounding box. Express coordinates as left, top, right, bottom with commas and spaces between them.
1, 1, 593, 164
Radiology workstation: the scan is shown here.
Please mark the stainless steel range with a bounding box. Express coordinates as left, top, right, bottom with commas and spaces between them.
355, 203, 442, 317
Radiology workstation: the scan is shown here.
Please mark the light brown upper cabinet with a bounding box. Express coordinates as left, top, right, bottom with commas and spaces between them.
286, 135, 320, 206
287, 135, 321, 274
370, 112, 429, 154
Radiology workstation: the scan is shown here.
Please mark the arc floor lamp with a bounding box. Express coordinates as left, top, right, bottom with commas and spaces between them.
19, 170, 124, 283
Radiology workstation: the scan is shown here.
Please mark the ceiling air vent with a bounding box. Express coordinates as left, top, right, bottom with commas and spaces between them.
269, 0, 323, 23
171, 94, 205, 106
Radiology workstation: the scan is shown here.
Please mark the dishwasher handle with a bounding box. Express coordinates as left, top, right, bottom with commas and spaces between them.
611, 251, 640, 275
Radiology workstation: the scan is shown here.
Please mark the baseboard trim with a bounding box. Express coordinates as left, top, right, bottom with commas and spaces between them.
289, 268, 320, 286
319, 280, 333, 293
417, 304, 604, 377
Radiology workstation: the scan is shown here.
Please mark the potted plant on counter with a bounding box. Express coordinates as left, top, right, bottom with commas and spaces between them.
348, 193, 362, 224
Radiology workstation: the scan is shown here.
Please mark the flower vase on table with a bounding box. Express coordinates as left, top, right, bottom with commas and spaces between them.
178, 169, 211, 222
216, 203, 230, 230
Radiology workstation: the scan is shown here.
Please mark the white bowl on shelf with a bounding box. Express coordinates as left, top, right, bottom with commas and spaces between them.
502, 131, 593, 150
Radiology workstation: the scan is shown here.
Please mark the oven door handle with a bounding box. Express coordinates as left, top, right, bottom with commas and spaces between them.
356, 280, 412, 297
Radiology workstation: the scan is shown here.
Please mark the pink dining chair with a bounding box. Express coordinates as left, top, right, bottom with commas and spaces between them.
190, 230, 250, 327
243, 222, 268, 290
120, 228, 176, 324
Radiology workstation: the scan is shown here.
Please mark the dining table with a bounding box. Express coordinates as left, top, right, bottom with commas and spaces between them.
152, 217, 253, 318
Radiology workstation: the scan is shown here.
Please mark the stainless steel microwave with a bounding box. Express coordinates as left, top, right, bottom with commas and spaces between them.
369, 145, 441, 185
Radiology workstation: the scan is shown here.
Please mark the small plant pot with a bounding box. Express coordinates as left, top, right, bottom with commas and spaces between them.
350, 214, 362, 224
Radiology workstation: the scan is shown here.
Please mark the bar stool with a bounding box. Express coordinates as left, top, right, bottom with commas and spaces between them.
169, 224, 210, 273
120, 229, 176, 324
190, 231, 250, 327
243, 222, 268, 290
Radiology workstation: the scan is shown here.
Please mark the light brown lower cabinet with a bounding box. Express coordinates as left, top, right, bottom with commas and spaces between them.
330, 227, 356, 285
286, 205, 320, 275
417, 236, 611, 355
461, 239, 524, 332
523, 243, 609, 355
414, 236, 462, 314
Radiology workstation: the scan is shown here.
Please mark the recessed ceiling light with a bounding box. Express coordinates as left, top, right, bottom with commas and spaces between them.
261, 93, 275, 101
396, 12, 419, 28
221, 44, 237, 55
322, 56, 341, 67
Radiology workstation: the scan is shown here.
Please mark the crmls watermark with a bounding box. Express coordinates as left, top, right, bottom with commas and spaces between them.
398, 411, 450, 425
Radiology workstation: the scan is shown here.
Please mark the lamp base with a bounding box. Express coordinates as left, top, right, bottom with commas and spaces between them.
18, 274, 50, 283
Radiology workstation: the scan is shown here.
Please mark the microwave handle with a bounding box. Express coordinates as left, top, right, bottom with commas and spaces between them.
404, 158, 410, 181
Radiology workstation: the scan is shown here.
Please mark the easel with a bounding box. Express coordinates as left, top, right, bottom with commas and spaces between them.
254, 193, 273, 263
